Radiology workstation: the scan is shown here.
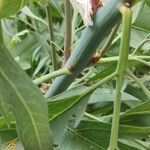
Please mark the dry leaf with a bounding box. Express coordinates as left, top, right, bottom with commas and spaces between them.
69, 0, 93, 26
69, 0, 107, 26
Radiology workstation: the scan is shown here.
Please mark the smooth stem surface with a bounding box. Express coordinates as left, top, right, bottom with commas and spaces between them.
33, 68, 72, 86
45, 5, 57, 71
108, 6, 132, 150
63, 0, 72, 65
96, 55, 150, 66
127, 69, 150, 98
84, 112, 100, 121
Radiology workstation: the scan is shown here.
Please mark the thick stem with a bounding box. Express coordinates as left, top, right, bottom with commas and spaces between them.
127, 69, 150, 98
45, 4, 57, 71
63, 0, 72, 65
45, 0, 122, 98
108, 5, 132, 150
33, 68, 72, 86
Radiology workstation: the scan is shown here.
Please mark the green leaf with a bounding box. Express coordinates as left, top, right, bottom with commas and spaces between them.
48, 92, 90, 145
0, 128, 17, 145
0, 48, 53, 150
146, 0, 150, 7
88, 88, 140, 104
133, 5, 150, 31
88, 63, 117, 82
21, 6, 47, 25
132, 0, 145, 23
57, 120, 150, 150
0, 0, 28, 18
10, 31, 51, 76
130, 28, 150, 51
120, 101, 150, 127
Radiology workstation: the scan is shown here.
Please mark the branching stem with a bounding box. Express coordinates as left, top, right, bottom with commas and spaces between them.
33, 68, 72, 86
108, 5, 132, 150
96, 55, 150, 66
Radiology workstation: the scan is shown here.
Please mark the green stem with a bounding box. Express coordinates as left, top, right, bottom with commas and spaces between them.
0, 20, 4, 49
45, 4, 57, 71
63, 0, 72, 65
134, 58, 150, 67
84, 112, 100, 121
45, 0, 123, 98
127, 69, 150, 98
132, 39, 150, 55
85, 72, 117, 95
108, 5, 132, 150
112, 32, 121, 45
100, 22, 120, 56
33, 68, 72, 86
96, 55, 150, 66
70, 70, 92, 88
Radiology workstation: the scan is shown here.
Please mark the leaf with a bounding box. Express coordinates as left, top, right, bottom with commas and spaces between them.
0, 48, 53, 150
0, 98, 12, 126
49, 0, 64, 18
0, 0, 28, 18
21, 6, 47, 25
69, 0, 93, 26
120, 101, 150, 127
146, 0, 150, 7
47, 85, 108, 145
88, 88, 140, 104
130, 28, 150, 51
125, 85, 148, 102
48, 92, 91, 145
0, 128, 17, 145
10, 31, 51, 75
88, 63, 117, 82
133, 5, 150, 31
132, 0, 145, 23
57, 120, 150, 150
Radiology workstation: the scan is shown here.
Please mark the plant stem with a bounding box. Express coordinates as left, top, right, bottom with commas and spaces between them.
84, 112, 100, 121
127, 69, 150, 98
0, 20, 4, 49
108, 5, 132, 150
96, 55, 150, 66
63, 0, 72, 65
100, 22, 120, 57
33, 68, 72, 85
85, 72, 117, 95
132, 39, 150, 55
45, 4, 57, 71
70, 70, 92, 88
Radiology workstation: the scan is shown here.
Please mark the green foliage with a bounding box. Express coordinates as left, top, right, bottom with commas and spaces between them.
0, 0, 28, 18
146, 0, 150, 7
0, 0, 150, 150
0, 48, 53, 149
